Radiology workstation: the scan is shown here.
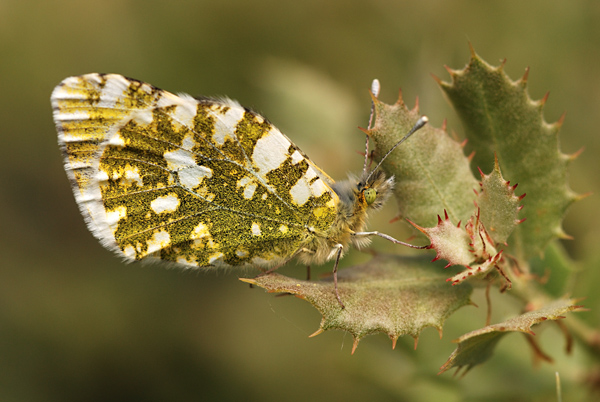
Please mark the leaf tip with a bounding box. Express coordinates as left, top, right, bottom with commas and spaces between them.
413, 96, 420, 114
574, 191, 592, 202
351, 337, 360, 355
431, 72, 443, 85
358, 126, 371, 136
394, 88, 407, 108
499, 58, 507, 70
308, 328, 324, 338
239, 277, 256, 285
520, 66, 530, 85
556, 111, 566, 128
541, 91, 550, 106
468, 41, 476, 57
555, 229, 574, 240
406, 218, 427, 235
391, 336, 398, 350
568, 147, 584, 162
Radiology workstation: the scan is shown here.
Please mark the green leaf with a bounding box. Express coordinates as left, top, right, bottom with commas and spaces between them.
476, 157, 525, 245
410, 211, 473, 268
367, 94, 478, 228
439, 49, 580, 258
242, 255, 473, 353
439, 298, 584, 375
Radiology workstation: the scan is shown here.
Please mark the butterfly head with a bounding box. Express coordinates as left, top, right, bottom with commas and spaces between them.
357, 169, 394, 211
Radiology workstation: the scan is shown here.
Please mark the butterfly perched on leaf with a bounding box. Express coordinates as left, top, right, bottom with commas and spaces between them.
51, 74, 427, 307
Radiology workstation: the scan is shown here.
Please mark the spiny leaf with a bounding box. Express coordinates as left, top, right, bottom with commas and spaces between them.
412, 208, 506, 287
242, 255, 473, 353
476, 156, 525, 245
439, 48, 580, 258
367, 92, 478, 228
439, 298, 584, 375
446, 250, 503, 286
409, 211, 473, 268
465, 208, 498, 262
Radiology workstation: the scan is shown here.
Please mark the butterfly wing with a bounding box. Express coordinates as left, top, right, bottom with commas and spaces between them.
52, 74, 338, 268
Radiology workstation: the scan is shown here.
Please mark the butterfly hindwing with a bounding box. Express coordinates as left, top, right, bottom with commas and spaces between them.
52, 74, 339, 268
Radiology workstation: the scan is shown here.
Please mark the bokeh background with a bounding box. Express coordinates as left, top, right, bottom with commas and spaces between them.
1, 1, 599, 401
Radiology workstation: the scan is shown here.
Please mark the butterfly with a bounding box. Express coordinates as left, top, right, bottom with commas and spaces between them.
51, 73, 427, 308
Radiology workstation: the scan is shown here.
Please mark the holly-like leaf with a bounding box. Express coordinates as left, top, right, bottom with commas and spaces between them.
439, 298, 584, 375
445, 250, 503, 286
476, 157, 525, 245
439, 47, 581, 258
465, 208, 498, 262
366, 92, 478, 228
242, 255, 473, 353
411, 207, 507, 287
409, 211, 473, 268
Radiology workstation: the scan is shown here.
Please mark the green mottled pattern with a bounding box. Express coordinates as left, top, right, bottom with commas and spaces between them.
52, 74, 339, 269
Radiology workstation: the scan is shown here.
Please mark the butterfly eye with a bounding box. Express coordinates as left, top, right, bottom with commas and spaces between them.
363, 188, 377, 205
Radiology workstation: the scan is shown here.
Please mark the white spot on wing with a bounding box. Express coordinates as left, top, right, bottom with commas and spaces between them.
150, 194, 180, 214
164, 148, 196, 170
97, 169, 109, 183
244, 183, 256, 199
251, 128, 291, 176
105, 205, 127, 230
208, 252, 225, 264
146, 230, 171, 254
164, 148, 213, 189
305, 167, 317, 181
108, 132, 126, 147
159, 92, 198, 127
290, 150, 304, 165
236, 248, 248, 258
251, 222, 261, 236
310, 178, 328, 197
213, 107, 245, 146
97, 75, 131, 108
123, 245, 136, 258
131, 109, 153, 125
121, 166, 143, 187
289, 178, 311, 206
181, 166, 212, 189
181, 134, 197, 151
237, 176, 257, 199
191, 222, 210, 239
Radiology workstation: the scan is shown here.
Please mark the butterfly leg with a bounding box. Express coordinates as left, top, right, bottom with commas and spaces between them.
331, 243, 345, 309
251, 260, 291, 289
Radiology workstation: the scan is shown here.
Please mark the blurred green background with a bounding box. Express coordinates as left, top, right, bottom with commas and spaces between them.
1, 0, 599, 401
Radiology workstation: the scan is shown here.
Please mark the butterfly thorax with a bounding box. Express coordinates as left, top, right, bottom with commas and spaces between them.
296, 170, 394, 265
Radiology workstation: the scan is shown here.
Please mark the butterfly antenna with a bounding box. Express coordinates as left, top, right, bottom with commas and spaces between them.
364, 115, 429, 183
362, 79, 381, 175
